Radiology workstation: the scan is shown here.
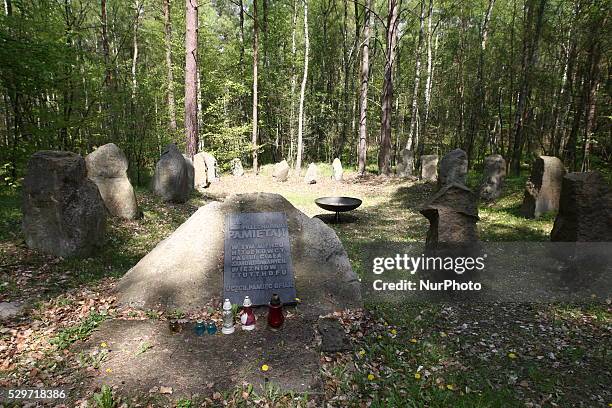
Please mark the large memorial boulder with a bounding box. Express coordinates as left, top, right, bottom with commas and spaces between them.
117, 192, 362, 316
152, 144, 191, 203
332, 158, 343, 181
420, 183, 479, 249
520, 156, 565, 218
85, 143, 139, 219
304, 163, 318, 184
396, 149, 414, 178
421, 155, 438, 182
22, 151, 106, 257
439, 148, 468, 187
551, 172, 612, 241
273, 160, 290, 182
231, 158, 244, 176
479, 154, 506, 202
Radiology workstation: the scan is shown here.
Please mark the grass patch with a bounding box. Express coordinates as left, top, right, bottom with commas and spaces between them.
0, 186, 21, 241
50, 311, 107, 350
2, 169, 609, 407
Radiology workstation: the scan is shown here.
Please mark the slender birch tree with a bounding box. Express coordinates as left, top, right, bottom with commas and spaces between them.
357, 0, 371, 176
378, 0, 400, 175
296, 0, 309, 172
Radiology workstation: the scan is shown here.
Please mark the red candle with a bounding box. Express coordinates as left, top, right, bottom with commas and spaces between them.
267, 293, 284, 328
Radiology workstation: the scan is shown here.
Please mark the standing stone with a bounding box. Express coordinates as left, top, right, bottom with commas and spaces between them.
304, 163, 318, 184
520, 156, 565, 218
182, 155, 195, 190
332, 158, 343, 181
439, 148, 468, 187
201, 152, 220, 183
193, 152, 209, 189
231, 158, 244, 176
23, 151, 106, 257
273, 160, 290, 182
152, 144, 191, 203
421, 155, 438, 182
551, 172, 612, 241
396, 149, 414, 177
479, 154, 506, 202
85, 143, 139, 219
420, 183, 479, 249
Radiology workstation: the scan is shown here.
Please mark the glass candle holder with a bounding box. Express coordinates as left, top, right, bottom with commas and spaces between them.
267, 293, 284, 328
221, 298, 235, 334
207, 321, 217, 335
194, 320, 206, 336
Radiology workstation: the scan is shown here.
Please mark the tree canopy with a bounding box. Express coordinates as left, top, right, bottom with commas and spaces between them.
0, 0, 609, 185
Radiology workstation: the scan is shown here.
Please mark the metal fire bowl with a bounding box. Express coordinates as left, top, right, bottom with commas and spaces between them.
315, 197, 362, 213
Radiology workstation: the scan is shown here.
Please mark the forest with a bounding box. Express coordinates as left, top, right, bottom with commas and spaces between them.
0, 0, 610, 181
1, 1, 611, 406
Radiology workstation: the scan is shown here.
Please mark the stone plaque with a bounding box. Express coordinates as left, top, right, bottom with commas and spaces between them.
224, 212, 296, 306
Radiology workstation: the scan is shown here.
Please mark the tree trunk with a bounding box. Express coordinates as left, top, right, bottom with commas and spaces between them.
239, 0, 245, 66
510, 0, 546, 176
405, 0, 425, 153
378, 0, 400, 175
336, 0, 351, 159
552, 36, 576, 157
101, 0, 112, 87
423, 0, 436, 128
131, 1, 141, 100
163, 0, 177, 132
357, 0, 372, 176
252, 0, 259, 172
580, 11, 605, 171
289, 0, 298, 164
296, 0, 309, 172
418, 0, 437, 163
465, 0, 495, 165
185, 0, 199, 157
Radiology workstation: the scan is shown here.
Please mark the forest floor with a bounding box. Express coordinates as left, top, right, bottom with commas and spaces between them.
0, 167, 610, 407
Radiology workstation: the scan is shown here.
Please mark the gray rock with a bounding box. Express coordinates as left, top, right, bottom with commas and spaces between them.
396, 149, 414, 178
479, 154, 506, 202
117, 193, 362, 316
201, 152, 220, 183
304, 163, 318, 184
439, 148, 468, 187
318, 317, 351, 352
421, 155, 438, 182
152, 144, 191, 203
23, 151, 106, 257
192, 152, 209, 189
551, 172, 612, 241
273, 160, 290, 182
420, 183, 479, 249
182, 154, 195, 191
332, 158, 343, 181
86, 143, 139, 219
0, 302, 24, 320
520, 156, 565, 218
231, 158, 244, 176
